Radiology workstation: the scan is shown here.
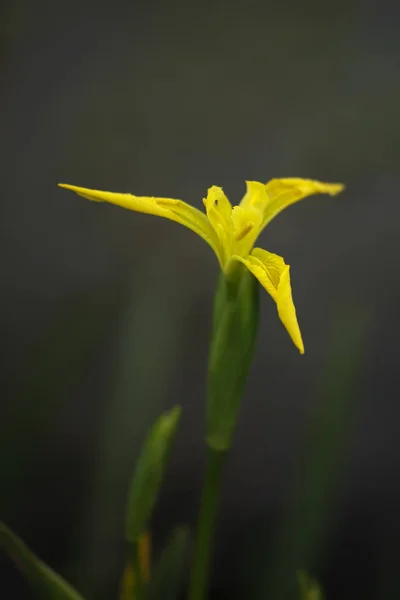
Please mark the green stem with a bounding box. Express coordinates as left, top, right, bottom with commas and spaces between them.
126, 540, 144, 600
187, 447, 226, 600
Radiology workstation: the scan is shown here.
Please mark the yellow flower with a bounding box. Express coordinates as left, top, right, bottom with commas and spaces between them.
58, 178, 344, 354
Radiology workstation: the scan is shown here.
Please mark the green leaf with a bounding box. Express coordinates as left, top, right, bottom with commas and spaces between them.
147, 526, 190, 600
206, 262, 259, 451
253, 308, 368, 600
0, 522, 86, 600
120, 532, 151, 600
125, 406, 181, 542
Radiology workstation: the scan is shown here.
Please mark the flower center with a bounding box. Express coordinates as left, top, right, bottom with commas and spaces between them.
235, 222, 254, 241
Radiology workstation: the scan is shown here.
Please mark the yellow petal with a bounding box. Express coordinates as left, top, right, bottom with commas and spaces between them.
203, 185, 232, 221
58, 183, 222, 264
202, 185, 233, 265
239, 180, 270, 211
224, 182, 266, 257
262, 178, 345, 228
234, 247, 304, 353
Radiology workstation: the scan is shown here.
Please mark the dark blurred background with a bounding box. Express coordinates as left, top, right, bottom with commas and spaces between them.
1, 0, 400, 598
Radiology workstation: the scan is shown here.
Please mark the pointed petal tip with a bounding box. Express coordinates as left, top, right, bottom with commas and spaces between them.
58, 183, 83, 193
292, 331, 304, 354
57, 183, 107, 202
326, 182, 346, 196
207, 184, 224, 193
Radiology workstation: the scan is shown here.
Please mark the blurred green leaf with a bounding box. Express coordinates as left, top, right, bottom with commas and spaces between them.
254, 307, 369, 600
125, 406, 181, 542
147, 526, 190, 600
120, 532, 151, 600
297, 571, 324, 600
74, 262, 187, 598
0, 521, 86, 600
1, 286, 123, 514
